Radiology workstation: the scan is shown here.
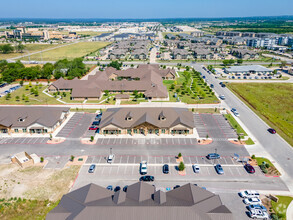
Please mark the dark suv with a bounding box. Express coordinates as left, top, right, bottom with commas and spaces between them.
139, 175, 154, 182
207, 153, 220, 160
162, 164, 169, 174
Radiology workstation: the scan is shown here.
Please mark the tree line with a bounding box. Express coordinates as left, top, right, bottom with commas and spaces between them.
0, 43, 25, 54
0, 58, 89, 83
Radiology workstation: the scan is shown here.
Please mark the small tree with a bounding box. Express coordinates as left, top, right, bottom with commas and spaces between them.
19, 80, 24, 86
29, 82, 32, 87
24, 96, 29, 102
15, 96, 20, 101
70, 155, 75, 162
178, 162, 185, 171
90, 136, 94, 142
238, 135, 241, 142
104, 90, 109, 96
6, 93, 11, 100
22, 94, 25, 100
25, 85, 29, 90
178, 152, 182, 158
251, 155, 256, 159
40, 157, 44, 163
206, 134, 209, 139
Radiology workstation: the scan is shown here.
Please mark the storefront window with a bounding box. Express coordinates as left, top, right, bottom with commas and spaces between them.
133, 129, 137, 134
23, 129, 27, 133
127, 129, 131, 134
155, 129, 159, 134
14, 129, 19, 133
118, 130, 121, 134
43, 129, 48, 133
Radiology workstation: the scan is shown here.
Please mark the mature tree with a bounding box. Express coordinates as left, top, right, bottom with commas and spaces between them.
237, 59, 243, 65
0, 44, 14, 54
16, 43, 25, 53
108, 61, 123, 70
42, 63, 54, 79
178, 162, 185, 171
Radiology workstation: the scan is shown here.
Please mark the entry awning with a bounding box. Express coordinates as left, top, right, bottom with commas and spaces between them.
29, 127, 44, 129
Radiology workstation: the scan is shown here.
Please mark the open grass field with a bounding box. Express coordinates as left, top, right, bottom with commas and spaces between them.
271, 196, 293, 220
22, 41, 111, 61
0, 84, 62, 105
0, 43, 58, 60
162, 32, 192, 38
228, 83, 293, 146
0, 198, 59, 220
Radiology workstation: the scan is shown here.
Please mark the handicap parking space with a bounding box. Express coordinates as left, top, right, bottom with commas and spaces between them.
0, 137, 49, 145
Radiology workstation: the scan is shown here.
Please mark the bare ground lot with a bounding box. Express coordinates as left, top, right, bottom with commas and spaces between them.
0, 164, 80, 201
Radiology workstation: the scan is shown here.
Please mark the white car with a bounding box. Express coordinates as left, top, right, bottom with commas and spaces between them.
107, 154, 114, 163
239, 190, 260, 198
233, 111, 240, 117
192, 164, 200, 173
243, 197, 262, 205
248, 209, 269, 219
140, 161, 147, 175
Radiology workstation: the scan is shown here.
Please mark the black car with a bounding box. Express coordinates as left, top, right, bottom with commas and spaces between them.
268, 128, 276, 134
123, 185, 128, 192
139, 175, 154, 182
114, 186, 121, 192
210, 84, 214, 88
173, 185, 180, 189
221, 83, 226, 88
162, 164, 169, 174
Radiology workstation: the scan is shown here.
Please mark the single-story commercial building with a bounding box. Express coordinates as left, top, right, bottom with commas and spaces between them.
47, 182, 233, 220
224, 65, 273, 76
99, 107, 195, 136
0, 107, 70, 134
49, 64, 176, 101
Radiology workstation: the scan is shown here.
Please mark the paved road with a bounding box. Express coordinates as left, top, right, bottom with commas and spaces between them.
192, 63, 293, 191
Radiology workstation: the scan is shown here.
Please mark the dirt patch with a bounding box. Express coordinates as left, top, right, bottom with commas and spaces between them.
0, 164, 80, 201
198, 139, 213, 145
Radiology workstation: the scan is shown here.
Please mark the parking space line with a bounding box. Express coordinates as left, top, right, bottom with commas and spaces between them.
188, 157, 192, 164
98, 156, 102, 164
206, 167, 210, 175
222, 157, 227, 164
101, 167, 105, 174
101, 138, 104, 144
32, 138, 38, 144
131, 165, 134, 175
236, 167, 242, 176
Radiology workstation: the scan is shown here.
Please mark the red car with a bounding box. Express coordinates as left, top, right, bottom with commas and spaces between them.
268, 128, 276, 134
244, 164, 255, 174
89, 126, 98, 130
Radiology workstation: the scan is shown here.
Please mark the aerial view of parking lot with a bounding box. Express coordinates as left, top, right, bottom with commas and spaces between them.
1, 1, 293, 220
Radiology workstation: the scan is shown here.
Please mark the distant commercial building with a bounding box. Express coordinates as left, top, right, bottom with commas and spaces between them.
225, 65, 273, 75
47, 182, 233, 220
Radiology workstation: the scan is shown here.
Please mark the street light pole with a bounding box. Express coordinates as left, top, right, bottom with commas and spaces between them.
110, 147, 112, 155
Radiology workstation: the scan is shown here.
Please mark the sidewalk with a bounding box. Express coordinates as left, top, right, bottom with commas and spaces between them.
287, 200, 293, 220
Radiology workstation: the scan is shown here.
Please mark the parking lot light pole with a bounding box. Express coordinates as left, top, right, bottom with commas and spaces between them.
110, 147, 112, 155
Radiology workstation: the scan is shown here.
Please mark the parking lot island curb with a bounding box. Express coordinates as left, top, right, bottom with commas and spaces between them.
198, 139, 213, 145
81, 139, 97, 145
47, 138, 65, 144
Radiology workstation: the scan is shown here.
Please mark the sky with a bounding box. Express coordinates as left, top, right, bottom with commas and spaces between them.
0, 0, 292, 19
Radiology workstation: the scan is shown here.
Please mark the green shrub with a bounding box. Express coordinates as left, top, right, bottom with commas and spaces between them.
178, 162, 185, 171
178, 153, 182, 158
265, 163, 270, 168
251, 155, 256, 159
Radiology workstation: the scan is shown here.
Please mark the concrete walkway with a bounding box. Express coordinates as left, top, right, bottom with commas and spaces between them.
287, 200, 293, 220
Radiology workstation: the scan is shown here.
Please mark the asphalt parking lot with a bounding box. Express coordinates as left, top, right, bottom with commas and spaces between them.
85, 154, 243, 165
96, 137, 199, 145
194, 113, 238, 140
56, 113, 95, 138
44, 156, 69, 169
0, 137, 48, 145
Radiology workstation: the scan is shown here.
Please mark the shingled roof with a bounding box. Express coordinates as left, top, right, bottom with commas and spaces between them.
0, 107, 70, 128
51, 64, 174, 99
99, 107, 194, 129
47, 182, 233, 220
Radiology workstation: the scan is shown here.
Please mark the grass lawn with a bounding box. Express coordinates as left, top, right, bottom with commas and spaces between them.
245, 138, 255, 145
120, 99, 148, 105
228, 83, 293, 146
71, 108, 99, 113
0, 198, 59, 220
0, 43, 58, 60
22, 42, 111, 61
224, 114, 248, 138
271, 196, 293, 220
163, 71, 219, 104
0, 85, 62, 105
189, 108, 220, 114
254, 157, 281, 176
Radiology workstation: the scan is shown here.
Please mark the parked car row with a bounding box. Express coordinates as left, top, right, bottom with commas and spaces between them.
239, 190, 268, 219
88, 113, 103, 133
1, 84, 21, 97
0, 83, 8, 88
